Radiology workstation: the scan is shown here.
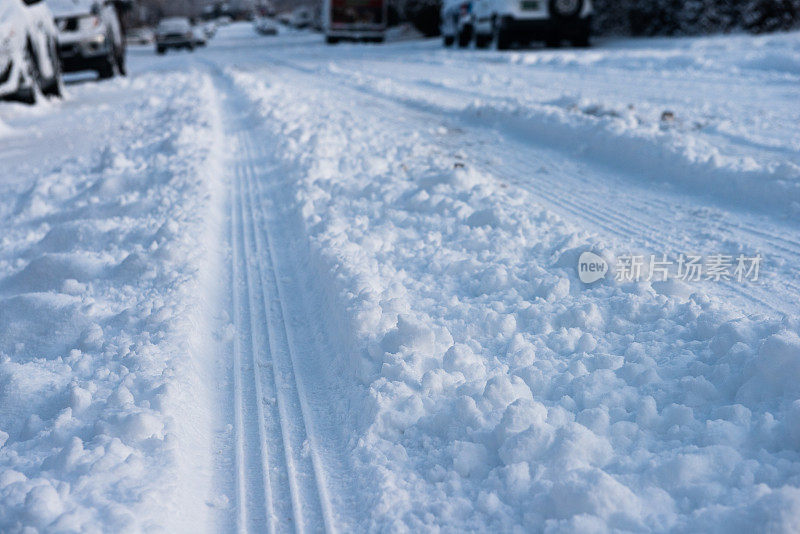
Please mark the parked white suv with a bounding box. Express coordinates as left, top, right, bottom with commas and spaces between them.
0, 0, 63, 103
47, 0, 126, 79
472, 0, 592, 49
441, 0, 474, 48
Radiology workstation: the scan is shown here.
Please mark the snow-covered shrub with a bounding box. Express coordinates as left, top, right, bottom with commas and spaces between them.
592, 0, 800, 36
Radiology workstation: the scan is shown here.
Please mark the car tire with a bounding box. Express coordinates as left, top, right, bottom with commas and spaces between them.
443, 35, 455, 47
457, 26, 472, 48
157, 46, 166, 54
326, 36, 339, 44
493, 21, 511, 50
97, 57, 115, 79
98, 39, 117, 79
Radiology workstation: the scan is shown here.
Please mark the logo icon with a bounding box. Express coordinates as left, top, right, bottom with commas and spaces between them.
578, 251, 608, 284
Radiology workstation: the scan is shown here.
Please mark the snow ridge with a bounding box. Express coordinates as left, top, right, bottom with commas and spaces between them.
0, 71, 226, 532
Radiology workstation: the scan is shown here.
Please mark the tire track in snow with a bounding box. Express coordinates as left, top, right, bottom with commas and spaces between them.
241, 131, 338, 534
221, 68, 336, 533
230, 118, 278, 533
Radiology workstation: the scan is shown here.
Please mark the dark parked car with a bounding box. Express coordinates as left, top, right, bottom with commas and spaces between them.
155, 17, 195, 54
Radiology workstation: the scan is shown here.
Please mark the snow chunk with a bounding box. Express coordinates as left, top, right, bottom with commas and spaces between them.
739, 331, 800, 401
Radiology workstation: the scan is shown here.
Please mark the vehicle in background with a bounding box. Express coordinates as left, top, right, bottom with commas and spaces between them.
441, 0, 473, 47
202, 22, 217, 39
126, 27, 154, 45
472, 0, 592, 49
155, 17, 195, 54
0, 0, 62, 103
47, 0, 126, 79
216, 15, 232, 25
324, 0, 387, 43
191, 25, 207, 47
254, 17, 279, 35
289, 7, 312, 28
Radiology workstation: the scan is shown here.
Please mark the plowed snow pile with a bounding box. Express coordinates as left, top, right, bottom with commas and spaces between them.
0, 71, 224, 531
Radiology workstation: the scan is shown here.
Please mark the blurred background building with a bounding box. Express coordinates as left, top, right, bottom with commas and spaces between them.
126, 0, 800, 35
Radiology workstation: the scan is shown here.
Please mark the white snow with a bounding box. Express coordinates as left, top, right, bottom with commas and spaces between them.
1, 22, 799, 533
0, 68, 227, 531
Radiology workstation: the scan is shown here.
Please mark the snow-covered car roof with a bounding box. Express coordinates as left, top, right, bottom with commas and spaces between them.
45, 0, 98, 18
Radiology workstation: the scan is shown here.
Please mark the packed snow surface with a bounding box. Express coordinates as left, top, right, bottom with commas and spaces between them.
1, 23, 799, 533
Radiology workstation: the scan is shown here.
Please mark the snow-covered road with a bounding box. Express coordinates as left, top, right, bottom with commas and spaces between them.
1, 22, 799, 532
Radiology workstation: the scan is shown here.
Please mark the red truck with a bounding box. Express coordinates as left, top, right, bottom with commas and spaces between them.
324, 0, 387, 43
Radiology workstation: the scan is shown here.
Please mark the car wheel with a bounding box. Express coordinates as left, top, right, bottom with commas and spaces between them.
98, 40, 117, 79
157, 46, 166, 54
475, 33, 491, 48
443, 35, 455, 47
97, 57, 115, 79
493, 20, 511, 50
326, 36, 339, 44
457, 26, 472, 48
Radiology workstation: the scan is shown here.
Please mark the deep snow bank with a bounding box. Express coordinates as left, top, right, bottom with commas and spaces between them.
0, 71, 225, 531
232, 64, 800, 532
